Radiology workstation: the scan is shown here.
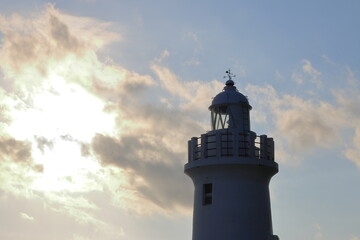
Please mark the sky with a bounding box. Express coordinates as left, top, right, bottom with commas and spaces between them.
0, 0, 359, 240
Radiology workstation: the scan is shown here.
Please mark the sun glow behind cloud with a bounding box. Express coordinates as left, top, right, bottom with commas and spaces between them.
0, 5, 141, 230
3, 72, 116, 192
8, 75, 116, 141
0, 5, 204, 227
31, 139, 100, 192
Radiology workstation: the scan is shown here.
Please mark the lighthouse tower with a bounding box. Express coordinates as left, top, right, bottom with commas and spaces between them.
185, 71, 279, 240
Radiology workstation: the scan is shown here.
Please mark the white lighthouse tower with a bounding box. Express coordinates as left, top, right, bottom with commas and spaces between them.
185, 70, 279, 240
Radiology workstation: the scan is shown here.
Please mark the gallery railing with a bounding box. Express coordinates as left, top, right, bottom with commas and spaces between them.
188, 130, 274, 162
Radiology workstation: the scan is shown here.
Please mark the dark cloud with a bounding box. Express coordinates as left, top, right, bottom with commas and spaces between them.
0, 103, 11, 125
92, 133, 193, 209
119, 102, 205, 141
80, 143, 91, 157
0, 8, 89, 82
0, 137, 43, 173
88, 69, 206, 210
34, 136, 54, 153
0, 137, 32, 163
49, 15, 81, 52
32, 164, 44, 173
87, 70, 205, 209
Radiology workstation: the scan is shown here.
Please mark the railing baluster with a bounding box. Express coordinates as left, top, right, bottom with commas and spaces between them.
233, 131, 239, 157
268, 137, 274, 161
190, 137, 198, 161
201, 134, 206, 159
216, 132, 221, 158
260, 135, 267, 160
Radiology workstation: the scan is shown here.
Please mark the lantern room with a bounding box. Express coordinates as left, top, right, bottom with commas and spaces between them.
209, 78, 252, 132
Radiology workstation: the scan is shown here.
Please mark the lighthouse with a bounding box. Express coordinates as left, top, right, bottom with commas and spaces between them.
185, 70, 279, 240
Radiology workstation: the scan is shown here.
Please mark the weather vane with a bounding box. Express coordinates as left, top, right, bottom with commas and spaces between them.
224, 69, 236, 80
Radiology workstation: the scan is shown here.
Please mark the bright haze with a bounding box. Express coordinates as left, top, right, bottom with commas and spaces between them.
0, 1, 359, 240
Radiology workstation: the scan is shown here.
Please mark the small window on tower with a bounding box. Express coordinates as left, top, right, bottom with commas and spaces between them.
203, 183, 213, 205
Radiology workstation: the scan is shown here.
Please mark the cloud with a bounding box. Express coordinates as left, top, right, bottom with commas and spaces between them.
291, 72, 304, 85
313, 223, 323, 240
274, 96, 338, 151
92, 134, 192, 211
151, 64, 192, 100
245, 84, 350, 164
185, 58, 200, 66
0, 192, 126, 240
345, 66, 359, 87
245, 76, 360, 168
91, 99, 206, 213
321, 54, 336, 65
20, 212, 35, 221
183, 32, 199, 42
0, 4, 136, 238
291, 59, 322, 88
0, 4, 207, 226
302, 59, 322, 87
0, 3, 120, 90
151, 64, 223, 112
181, 31, 202, 65
0, 137, 32, 163
182, 31, 202, 52
155, 49, 170, 63
247, 85, 337, 146
275, 70, 284, 81
49, 14, 81, 52
333, 89, 360, 120
34, 136, 54, 153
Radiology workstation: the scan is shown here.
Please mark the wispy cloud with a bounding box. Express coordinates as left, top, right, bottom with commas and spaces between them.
345, 66, 358, 86
246, 78, 360, 166
19, 212, 35, 221
154, 49, 170, 63
302, 59, 322, 88
313, 223, 324, 240
291, 59, 322, 88
151, 64, 223, 112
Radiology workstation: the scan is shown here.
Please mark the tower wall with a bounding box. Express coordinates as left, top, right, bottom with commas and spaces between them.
185, 161, 277, 240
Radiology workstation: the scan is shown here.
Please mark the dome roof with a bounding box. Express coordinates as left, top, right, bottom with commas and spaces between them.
209, 81, 251, 110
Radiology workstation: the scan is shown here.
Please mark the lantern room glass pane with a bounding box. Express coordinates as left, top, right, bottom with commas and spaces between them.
211, 106, 229, 130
